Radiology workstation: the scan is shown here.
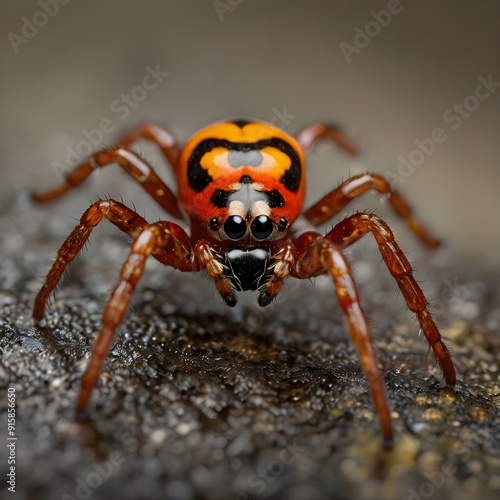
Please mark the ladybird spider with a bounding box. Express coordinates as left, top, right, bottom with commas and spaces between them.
32, 119, 456, 447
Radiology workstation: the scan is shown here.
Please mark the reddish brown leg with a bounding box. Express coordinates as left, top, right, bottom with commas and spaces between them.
32, 147, 185, 221
292, 231, 393, 447
327, 213, 456, 386
304, 173, 440, 248
33, 199, 191, 321
117, 123, 180, 167
295, 123, 358, 157
76, 222, 196, 417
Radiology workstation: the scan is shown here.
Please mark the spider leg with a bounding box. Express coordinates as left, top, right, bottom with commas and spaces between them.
292, 231, 393, 447
326, 212, 456, 386
116, 123, 180, 168
304, 173, 440, 248
295, 123, 358, 158
33, 199, 192, 321
76, 222, 196, 417
32, 147, 185, 221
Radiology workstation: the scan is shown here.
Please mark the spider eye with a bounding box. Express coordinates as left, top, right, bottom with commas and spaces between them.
277, 217, 288, 232
224, 215, 247, 240
251, 215, 274, 240
209, 217, 220, 231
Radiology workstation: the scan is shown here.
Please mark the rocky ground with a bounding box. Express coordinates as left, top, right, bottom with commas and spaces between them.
1, 191, 499, 500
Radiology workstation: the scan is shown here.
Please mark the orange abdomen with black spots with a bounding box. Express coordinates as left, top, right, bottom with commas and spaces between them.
175, 120, 306, 241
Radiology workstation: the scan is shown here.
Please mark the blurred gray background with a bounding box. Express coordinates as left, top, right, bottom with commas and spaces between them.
1, 0, 499, 274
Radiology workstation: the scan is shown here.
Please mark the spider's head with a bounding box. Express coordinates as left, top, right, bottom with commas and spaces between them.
202, 174, 290, 244
175, 119, 306, 242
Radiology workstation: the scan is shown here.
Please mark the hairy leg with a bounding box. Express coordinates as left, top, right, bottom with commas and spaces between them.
33, 199, 191, 321
304, 173, 440, 248
76, 221, 196, 417
32, 147, 184, 220
292, 231, 393, 446
326, 212, 456, 386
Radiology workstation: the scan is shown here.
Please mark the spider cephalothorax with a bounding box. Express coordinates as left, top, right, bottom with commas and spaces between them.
32, 118, 457, 447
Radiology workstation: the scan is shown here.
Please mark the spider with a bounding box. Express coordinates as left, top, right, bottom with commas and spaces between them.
32, 119, 456, 447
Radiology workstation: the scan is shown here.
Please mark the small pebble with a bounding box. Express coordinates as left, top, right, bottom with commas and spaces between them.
423, 408, 443, 423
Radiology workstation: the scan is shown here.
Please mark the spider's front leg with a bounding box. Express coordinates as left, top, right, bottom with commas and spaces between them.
327, 213, 456, 386
291, 231, 394, 446
76, 221, 197, 417
33, 199, 149, 321
33, 199, 192, 320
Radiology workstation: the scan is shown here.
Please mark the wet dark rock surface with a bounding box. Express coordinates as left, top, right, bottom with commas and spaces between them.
1, 193, 499, 500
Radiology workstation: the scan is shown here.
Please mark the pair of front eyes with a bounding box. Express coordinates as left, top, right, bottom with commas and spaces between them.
210, 215, 288, 241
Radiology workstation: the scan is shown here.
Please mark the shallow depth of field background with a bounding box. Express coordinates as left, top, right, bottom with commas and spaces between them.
1, 1, 499, 276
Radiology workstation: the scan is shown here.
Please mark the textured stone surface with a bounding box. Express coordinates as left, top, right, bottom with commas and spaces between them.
1, 192, 499, 500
